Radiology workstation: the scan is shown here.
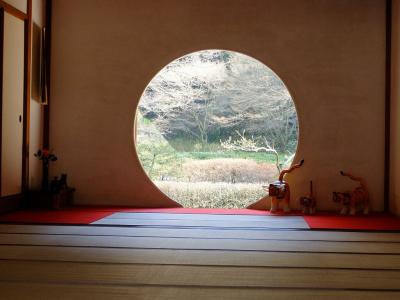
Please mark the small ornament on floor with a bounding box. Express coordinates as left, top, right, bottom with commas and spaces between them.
333, 171, 369, 215
299, 180, 316, 215
265, 159, 304, 213
34, 148, 58, 192
50, 174, 76, 209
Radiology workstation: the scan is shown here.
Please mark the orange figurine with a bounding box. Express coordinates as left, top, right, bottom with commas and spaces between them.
267, 159, 304, 213
299, 181, 316, 215
333, 171, 369, 215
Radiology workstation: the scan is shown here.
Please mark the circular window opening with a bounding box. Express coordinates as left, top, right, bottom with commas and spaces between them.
135, 50, 298, 208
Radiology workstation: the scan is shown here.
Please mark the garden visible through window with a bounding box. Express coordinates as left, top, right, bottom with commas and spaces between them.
135, 50, 298, 208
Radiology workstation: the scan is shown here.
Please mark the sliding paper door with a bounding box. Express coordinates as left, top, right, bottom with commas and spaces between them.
1, 11, 25, 197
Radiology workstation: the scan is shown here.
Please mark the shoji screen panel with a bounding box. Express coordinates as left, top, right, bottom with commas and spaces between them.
0, 11, 24, 197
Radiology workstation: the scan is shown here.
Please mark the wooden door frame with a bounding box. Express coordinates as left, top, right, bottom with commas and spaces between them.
22, 0, 32, 195
0, 0, 31, 209
384, 0, 392, 212
0, 8, 3, 198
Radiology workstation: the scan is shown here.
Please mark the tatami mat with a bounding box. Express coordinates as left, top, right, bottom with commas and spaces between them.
92, 212, 309, 229
0, 219, 399, 299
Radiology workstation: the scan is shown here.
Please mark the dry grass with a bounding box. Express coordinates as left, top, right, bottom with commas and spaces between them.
154, 181, 267, 208
181, 158, 277, 183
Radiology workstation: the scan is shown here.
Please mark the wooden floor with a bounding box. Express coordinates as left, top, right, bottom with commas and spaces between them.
0, 213, 400, 299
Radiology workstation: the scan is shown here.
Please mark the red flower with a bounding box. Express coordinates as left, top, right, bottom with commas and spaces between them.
42, 149, 50, 157
34, 149, 57, 162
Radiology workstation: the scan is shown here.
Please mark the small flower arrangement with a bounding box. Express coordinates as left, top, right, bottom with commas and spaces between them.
34, 149, 58, 191
34, 149, 58, 166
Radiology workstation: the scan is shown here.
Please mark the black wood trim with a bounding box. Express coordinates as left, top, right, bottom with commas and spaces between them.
43, 0, 52, 149
0, 8, 4, 197
1, 231, 400, 244
0, 257, 399, 272
0, 241, 399, 256
22, 0, 32, 195
384, 0, 392, 212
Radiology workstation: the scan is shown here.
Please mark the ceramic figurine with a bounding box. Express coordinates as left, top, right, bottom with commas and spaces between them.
333, 171, 369, 215
267, 159, 304, 213
299, 181, 316, 215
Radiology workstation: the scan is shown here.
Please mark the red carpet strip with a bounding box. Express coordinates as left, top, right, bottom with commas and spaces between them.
0, 207, 400, 231
0, 210, 112, 224
303, 214, 400, 231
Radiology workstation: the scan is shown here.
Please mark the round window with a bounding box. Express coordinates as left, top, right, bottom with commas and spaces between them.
135, 50, 298, 208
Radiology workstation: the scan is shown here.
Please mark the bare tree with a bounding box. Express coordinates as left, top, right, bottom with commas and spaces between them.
220, 130, 294, 174
139, 50, 298, 153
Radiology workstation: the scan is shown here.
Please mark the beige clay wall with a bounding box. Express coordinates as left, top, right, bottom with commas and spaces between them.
390, 0, 400, 215
50, 0, 386, 210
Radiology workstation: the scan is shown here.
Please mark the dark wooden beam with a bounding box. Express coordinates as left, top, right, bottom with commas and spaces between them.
0, 0, 27, 21
22, 0, 32, 194
0, 8, 4, 197
384, 0, 392, 212
43, 0, 52, 149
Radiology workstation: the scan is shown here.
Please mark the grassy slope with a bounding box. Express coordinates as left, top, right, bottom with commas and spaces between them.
177, 150, 282, 164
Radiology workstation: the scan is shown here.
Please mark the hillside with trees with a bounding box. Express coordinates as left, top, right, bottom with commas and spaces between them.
136, 50, 298, 208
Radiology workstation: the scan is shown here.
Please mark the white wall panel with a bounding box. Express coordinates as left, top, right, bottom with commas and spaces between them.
1, 12, 24, 196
